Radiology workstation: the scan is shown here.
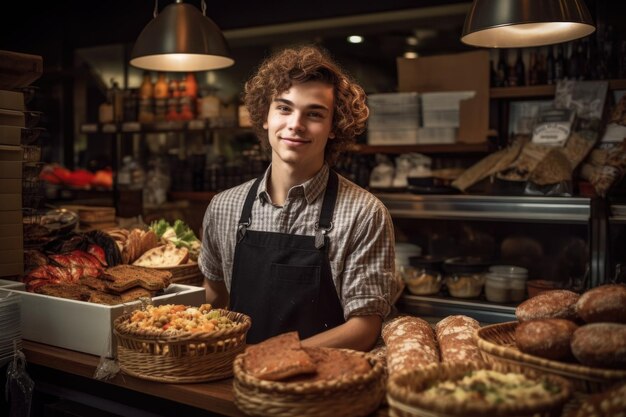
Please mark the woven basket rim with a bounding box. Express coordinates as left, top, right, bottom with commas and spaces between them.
475, 321, 626, 379
113, 308, 251, 344
387, 361, 571, 416
233, 348, 385, 395
149, 261, 199, 271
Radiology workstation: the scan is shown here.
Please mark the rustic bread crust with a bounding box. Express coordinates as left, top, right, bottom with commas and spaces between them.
242, 331, 317, 381
515, 289, 580, 322
382, 315, 439, 376
515, 318, 579, 360
103, 264, 172, 293
571, 323, 626, 368
287, 347, 372, 382
132, 243, 189, 268
435, 315, 483, 365
576, 284, 626, 324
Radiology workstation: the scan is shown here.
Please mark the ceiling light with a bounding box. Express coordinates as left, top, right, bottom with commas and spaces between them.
406, 36, 419, 46
130, 0, 234, 72
347, 35, 364, 44
461, 0, 595, 48
403, 51, 419, 59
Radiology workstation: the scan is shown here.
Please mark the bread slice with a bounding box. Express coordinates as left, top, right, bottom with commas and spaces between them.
103, 264, 172, 293
34, 283, 92, 302
243, 331, 316, 381
132, 243, 189, 268
287, 347, 371, 382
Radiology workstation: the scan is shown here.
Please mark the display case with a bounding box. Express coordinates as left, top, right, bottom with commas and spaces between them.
378, 193, 601, 323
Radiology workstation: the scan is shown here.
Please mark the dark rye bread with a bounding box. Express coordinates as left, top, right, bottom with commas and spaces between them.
242, 331, 317, 381
571, 323, 626, 368
102, 264, 172, 293
34, 283, 92, 302
79, 276, 109, 292
287, 347, 372, 382
515, 289, 580, 322
515, 319, 579, 360
576, 284, 626, 324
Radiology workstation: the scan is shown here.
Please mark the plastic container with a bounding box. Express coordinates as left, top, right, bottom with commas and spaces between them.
485, 265, 528, 303
443, 257, 488, 298
403, 256, 443, 295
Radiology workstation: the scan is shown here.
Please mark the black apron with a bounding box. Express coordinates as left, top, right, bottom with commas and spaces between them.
229, 170, 345, 344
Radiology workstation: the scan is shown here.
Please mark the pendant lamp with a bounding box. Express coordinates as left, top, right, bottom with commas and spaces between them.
461, 0, 595, 48
130, 0, 234, 72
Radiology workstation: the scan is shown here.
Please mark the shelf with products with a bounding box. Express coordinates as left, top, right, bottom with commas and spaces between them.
80, 121, 253, 135
349, 142, 492, 155
490, 79, 626, 99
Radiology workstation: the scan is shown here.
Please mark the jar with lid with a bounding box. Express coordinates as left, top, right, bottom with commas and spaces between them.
485, 265, 528, 303
403, 256, 443, 295
443, 257, 488, 298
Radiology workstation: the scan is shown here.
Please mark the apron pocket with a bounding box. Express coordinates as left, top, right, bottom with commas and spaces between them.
269, 263, 321, 333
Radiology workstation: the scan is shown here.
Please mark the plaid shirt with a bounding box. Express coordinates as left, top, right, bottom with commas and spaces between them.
199, 164, 398, 320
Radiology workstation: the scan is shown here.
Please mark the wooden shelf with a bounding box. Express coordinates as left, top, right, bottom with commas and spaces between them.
80, 121, 252, 134
350, 142, 490, 155
490, 79, 626, 99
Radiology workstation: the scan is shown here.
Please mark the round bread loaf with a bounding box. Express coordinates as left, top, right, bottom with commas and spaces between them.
576, 284, 626, 324
514, 318, 578, 360
571, 323, 626, 368
515, 289, 580, 322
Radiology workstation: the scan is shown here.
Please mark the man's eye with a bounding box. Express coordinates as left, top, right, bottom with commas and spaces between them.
276, 105, 291, 112
308, 112, 324, 119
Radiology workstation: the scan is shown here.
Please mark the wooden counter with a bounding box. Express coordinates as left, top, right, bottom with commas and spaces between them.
22, 340, 246, 417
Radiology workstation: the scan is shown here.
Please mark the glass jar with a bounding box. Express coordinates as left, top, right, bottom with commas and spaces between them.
403, 256, 443, 295
443, 257, 488, 299
486, 265, 528, 303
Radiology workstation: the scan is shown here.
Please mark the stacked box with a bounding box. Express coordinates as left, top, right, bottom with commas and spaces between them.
367, 92, 420, 145
421, 91, 475, 128
0, 93, 24, 277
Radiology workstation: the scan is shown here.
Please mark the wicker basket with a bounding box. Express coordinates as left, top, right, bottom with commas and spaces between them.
475, 321, 626, 393
233, 349, 386, 417
386, 361, 571, 417
113, 309, 251, 383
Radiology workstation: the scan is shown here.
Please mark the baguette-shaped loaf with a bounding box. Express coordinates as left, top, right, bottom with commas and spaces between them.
435, 315, 483, 365
382, 315, 438, 376
515, 289, 580, 322
576, 284, 626, 324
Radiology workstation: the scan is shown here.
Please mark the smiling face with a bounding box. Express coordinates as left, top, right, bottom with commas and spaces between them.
263, 81, 336, 177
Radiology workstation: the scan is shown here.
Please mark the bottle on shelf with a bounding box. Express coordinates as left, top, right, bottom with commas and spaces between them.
184, 72, 198, 99
528, 51, 538, 86
98, 89, 114, 124
496, 49, 508, 87
110, 79, 124, 123
139, 71, 154, 100
154, 72, 168, 99
514, 49, 526, 86
546, 45, 556, 84
554, 43, 566, 81
198, 87, 221, 125
489, 60, 497, 87
568, 40, 581, 80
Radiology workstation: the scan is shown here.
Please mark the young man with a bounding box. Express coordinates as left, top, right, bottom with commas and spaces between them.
199, 45, 397, 351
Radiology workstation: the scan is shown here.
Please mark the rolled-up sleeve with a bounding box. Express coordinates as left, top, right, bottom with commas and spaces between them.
198, 200, 224, 282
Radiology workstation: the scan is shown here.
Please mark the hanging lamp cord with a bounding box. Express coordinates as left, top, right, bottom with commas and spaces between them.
153, 0, 159, 18
201, 0, 207, 16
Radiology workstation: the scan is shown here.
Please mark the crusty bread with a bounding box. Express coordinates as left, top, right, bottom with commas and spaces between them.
242, 331, 317, 381
576, 284, 626, 324
103, 264, 172, 293
132, 243, 189, 268
34, 283, 92, 302
435, 315, 483, 365
515, 319, 578, 360
287, 347, 371, 382
79, 276, 109, 292
571, 323, 626, 368
382, 315, 439, 376
515, 289, 580, 322
573, 381, 626, 417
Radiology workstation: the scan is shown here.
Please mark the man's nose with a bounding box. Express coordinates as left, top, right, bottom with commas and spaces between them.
287, 112, 305, 133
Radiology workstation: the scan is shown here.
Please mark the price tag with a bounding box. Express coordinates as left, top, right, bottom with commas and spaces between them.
102, 124, 117, 133
81, 124, 98, 133
122, 122, 141, 132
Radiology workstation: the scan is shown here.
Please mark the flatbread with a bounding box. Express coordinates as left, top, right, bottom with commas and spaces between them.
287, 347, 372, 382
132, 243, 189, 268
242, 331, 316, 381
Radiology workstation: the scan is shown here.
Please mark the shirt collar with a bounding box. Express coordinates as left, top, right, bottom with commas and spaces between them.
257, 164, 329, 205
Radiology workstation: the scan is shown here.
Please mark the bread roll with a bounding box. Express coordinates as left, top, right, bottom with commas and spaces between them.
515, 318, 578, 360
382, 315, 438, 375
435, 315, 483, 365
515, 289, 580, 322
573, 381, 626, 417
576, 284, 626, 324
571, 323, 626, 368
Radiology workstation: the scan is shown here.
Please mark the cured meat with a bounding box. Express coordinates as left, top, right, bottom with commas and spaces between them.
87, 244, 107, 266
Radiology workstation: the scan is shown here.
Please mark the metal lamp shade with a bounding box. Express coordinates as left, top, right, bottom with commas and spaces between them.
461, 0, 596, 48
130, 2, 234, 72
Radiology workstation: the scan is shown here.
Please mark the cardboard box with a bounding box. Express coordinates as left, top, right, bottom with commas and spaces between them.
0, 210, 21, 225
0, 178, 21, 194
0, 263, 23, 277
0, 109, 25, 127
0, 161, 21, 179
0, 90, 25, 112
0, 237, 23, 251
368, 129, 420, 146
0, 194, 21, 211
397, 50, 489, 144
0, 125, 22, 146
0, 283, 206, 357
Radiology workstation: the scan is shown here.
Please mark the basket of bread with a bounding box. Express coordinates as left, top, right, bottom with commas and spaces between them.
386, 361, 571, 417
475, 284, 626, 393
113, 303, 251, 383
232, 332, 385, 417
106, 219, 204, 286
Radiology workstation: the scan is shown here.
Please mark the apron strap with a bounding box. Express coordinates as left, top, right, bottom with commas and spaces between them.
238, 177, 262, 242
314, 170, 339, 249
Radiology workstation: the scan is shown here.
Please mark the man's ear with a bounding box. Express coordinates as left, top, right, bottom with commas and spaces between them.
329, 132, 336, 139
263, 122, 268, 129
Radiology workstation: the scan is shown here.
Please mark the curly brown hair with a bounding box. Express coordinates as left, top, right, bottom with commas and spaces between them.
243, 45, 369, 166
